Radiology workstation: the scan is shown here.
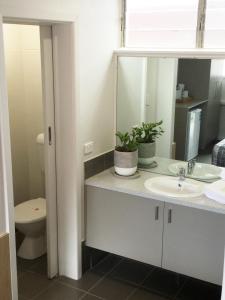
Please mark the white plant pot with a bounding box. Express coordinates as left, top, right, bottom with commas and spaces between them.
114, 149, 138, 176
138, 142, 156, 165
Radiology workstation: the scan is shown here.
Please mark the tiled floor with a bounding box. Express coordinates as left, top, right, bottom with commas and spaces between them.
17, 254, 222, 300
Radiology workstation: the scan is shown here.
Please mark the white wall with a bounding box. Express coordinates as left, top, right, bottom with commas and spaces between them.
79, 0, 121, 159
155, 58, 178, 158
117, 57, 147, 133
0, 1, 121, 161
3, 24, 44, 205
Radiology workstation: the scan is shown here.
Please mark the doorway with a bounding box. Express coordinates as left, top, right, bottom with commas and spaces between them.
2, 23, 58, 289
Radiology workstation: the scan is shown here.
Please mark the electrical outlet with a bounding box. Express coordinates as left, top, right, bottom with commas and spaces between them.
84, 141, 94, 155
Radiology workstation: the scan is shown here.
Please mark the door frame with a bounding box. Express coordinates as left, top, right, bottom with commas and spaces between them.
0, 17, 82, 300
40, 24, 58, 279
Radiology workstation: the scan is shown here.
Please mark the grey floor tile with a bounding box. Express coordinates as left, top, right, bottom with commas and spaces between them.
17, 257, 37, 272
58, 271, 102, 292
28, 255, 47, 275
17, 255, 46, 273
81, 293, 104, 300
128, 288, 169, 300
34, 281, 84, 300
90, 276, 136, 300
110, 259, 153, 285
175, 278, 222, 300
18, 271, 54, 299
142, 268, 187, 299
58, 255, 122, 292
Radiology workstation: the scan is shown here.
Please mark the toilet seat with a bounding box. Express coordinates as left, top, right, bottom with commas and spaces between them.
15, 198, 46, 224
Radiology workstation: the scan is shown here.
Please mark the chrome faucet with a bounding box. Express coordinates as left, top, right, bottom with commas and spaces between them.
187, 159, 196, 175
178, 167, 186, 182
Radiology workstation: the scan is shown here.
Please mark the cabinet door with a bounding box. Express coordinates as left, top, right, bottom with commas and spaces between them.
86, 186, 164, 267
162, 203, 225, 285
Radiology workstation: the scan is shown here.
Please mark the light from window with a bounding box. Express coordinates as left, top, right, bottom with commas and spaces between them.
125, 0, 199, 48
204, 0, 225, 48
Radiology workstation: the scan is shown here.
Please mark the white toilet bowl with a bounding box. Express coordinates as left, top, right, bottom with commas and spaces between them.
15, 198, 46, 260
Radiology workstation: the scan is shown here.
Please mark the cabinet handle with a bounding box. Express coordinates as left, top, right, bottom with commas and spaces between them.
155, 206, 159, 220
168, 209, 172, 224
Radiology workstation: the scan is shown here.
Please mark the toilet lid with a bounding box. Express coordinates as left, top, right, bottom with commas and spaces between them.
15, 198, 46, 224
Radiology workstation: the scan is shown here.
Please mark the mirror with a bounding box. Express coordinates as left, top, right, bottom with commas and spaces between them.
116, 56, 225, 181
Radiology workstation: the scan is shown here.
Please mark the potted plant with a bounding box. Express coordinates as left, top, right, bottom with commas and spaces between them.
114, 130, 138, 176
134, 121, 164, 166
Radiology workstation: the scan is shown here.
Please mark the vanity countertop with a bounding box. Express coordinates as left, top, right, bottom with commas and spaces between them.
176, 99, 208, 110
85, 167, 225, 215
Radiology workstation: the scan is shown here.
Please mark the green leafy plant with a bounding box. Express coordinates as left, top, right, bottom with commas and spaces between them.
134, 121, 164, 143
115, 129, 138, 152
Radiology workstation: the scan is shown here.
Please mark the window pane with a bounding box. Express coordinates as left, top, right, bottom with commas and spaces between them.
204, 0, 225, 48
125, 0, 199, 48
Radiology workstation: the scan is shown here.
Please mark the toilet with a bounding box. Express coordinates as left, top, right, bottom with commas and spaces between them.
15, 198, 46, 259
15, 133, 46, 259
218, 99, 225, 141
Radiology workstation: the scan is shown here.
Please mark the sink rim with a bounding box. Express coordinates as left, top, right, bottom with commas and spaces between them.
144, 176, 205, 198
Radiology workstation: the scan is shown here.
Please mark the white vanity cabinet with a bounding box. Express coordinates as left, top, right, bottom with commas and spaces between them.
162, 203, 225, 285
86, 185, 225, 285
86, 186, 164, 267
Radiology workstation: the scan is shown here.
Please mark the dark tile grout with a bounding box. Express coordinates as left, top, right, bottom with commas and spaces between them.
173, 276, 189, 300
79, 256, 125, 299
23, 275, 55, 300
17, 253, 222, 300
53, 255, 124, 300
80, 291, 105, 300
125, 267, 156, 300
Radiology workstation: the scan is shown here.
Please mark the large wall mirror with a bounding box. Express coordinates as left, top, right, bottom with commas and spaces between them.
116, 56, 225, 181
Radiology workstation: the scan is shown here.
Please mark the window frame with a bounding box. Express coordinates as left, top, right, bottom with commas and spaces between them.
122, 0, 208, 49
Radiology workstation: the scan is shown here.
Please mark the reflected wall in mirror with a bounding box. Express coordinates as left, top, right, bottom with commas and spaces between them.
116, 56, 225, 181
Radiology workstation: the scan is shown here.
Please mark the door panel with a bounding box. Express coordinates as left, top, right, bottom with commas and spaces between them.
0, 233, 12, 300
0, 17, 17, 299
86, 187, 164, 267
163, 203, 225, 285
40, 26, 58, 279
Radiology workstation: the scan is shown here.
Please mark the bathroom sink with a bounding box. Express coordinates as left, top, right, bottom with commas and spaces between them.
144, 176, 204, 198
168, 162, 221, 180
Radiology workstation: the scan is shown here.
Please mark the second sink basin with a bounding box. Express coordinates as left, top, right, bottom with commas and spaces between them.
168, 162, 221, 180
144, 176, 204, 198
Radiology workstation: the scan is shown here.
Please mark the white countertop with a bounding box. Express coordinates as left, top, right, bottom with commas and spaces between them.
85, 168, 225, 215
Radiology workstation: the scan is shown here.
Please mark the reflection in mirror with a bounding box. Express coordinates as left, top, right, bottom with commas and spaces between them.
116, 56, 225, 182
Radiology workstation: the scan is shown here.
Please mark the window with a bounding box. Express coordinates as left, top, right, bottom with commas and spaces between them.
204, 0, 225, 48
125, 0, 199, 48
124, 0, 225, 49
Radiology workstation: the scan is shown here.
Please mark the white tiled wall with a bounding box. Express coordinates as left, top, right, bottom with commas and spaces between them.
3, 24, 44, 205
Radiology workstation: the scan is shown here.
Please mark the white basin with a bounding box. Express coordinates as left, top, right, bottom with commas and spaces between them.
168, 162, 221, 180
144, 176, 204, 198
